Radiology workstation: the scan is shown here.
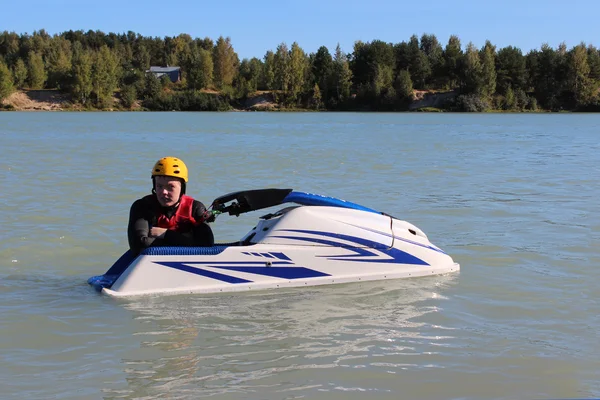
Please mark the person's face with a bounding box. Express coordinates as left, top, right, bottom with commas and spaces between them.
154, 175, 183, 207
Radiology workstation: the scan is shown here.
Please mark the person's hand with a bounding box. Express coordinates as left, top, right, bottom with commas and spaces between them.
200, 210, 216, 223
149, 227, 167, 238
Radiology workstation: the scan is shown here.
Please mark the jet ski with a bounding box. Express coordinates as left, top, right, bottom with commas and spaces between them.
88, 189, 459, 297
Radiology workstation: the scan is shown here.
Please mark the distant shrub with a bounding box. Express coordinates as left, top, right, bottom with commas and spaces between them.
416, 107, 443, 112
526, 96, 539, 111
120, 85, 137, 109
445, 94, 490, 112
143, 90, 231, 111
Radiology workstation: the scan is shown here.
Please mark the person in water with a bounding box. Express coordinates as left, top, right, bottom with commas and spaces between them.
127, 156, 214, 255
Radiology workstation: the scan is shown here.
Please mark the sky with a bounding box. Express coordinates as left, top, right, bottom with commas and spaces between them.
1, 0, 599, 60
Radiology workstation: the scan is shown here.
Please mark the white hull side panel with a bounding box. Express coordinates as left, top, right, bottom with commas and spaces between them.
104, 243, 459, 297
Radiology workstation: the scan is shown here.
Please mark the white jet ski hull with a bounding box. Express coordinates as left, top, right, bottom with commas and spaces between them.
89, 190, 460, 297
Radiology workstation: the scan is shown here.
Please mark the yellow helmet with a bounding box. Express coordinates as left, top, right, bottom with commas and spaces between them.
151, 157, 189, 182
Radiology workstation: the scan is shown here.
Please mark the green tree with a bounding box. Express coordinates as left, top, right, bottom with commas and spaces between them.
143, 72, 162, 99
529, 44, 561, 109
27, 51, 47, 89
288, 42, 308, 102
587, 45, 600, 82
394, 41, 410, 73
407, 35, 430, 89
351, 40, 395, 91
212, 36, 237, 89
496, 46, 527, 94
46, 37, 72, 90
133, 43, 151, 70
332, 44, 352, 105
394, 69, 413, 103
263, 50, 275, 90
234, 58, 252, 96
235, 57, 262, 94
372, 64, 393, 98
71, 44, 93, 105
569, 43, 596, 107
0, 60, 14, 101
443, 35, 463, 89
30, 29, 50, 55
312, 46, 333, 103
462, 42, 483, 94
311, 83, 322, 109
91, 45, 120, 107
273, 42, 290, 92
172, 33, 192, 69
515, 88, 528, 110
160, 74, 172, 89
12, 58, 27, 88
248, 58, 263, 91
0, 31, 20, 65
188, 47, 213, 89
480, 40, 497, 98
120, 84, 137, 109
503, 85, 516, 110
420, 33, 444, 87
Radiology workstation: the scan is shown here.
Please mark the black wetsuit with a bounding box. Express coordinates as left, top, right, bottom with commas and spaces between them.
127, 194, 214, 255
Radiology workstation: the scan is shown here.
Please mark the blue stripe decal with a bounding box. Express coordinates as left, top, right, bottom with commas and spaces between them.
154, 262, 330, 283
269, 252, 292, 261
184, 261, 292, 265
394, 236, 446, 254
339, 222, 446, 254
275, 229, 429, 266
209, 266, 330, 279
156, 262, 252, 284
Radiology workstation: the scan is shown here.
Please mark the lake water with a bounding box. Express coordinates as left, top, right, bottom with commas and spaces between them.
1, 112, 599, 400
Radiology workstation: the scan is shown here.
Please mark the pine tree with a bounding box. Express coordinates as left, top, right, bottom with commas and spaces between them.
91, 45, 120, 107
480, 41, 497, 98
311, 83, 323, 109
496, 46, 527, 94
312, 46, 333, 101
408, 35, 430, 89
420, 34, 444, 87
188, 48, 213, 89
12, 58, 27, 88
569, 43, 595, 107
587, 45, 600, 82
71, 44, 93, 105
462, 43, 483, 95
273, 43, 290, 92
46, 37, 72, 90
212, 36, 237, 89
395, 69, 413, 102
0, 60, 14, 101
504, 85, 516, 110
27, 51, 47, 89
289, 42, 308, 102
443, 35, 463, 89
332, 44, 352, 104
263, 51, 275, 90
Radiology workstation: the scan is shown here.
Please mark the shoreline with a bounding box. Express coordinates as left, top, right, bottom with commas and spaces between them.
0, 89, 586, 113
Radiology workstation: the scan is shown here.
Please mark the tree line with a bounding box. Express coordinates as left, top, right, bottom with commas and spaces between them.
1, 29, 599, 111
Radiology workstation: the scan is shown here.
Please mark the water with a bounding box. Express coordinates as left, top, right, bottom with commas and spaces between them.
1, 112, 599, 399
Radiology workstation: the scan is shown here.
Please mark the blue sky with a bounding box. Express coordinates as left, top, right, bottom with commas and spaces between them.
1, 0, 599, 60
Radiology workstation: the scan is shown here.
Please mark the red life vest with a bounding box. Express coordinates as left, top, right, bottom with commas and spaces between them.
155, 195, 197, 232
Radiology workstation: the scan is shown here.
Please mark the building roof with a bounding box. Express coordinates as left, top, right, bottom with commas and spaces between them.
148, 66, 181, 73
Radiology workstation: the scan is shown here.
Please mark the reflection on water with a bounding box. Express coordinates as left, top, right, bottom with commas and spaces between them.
104, 277, 454, 398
